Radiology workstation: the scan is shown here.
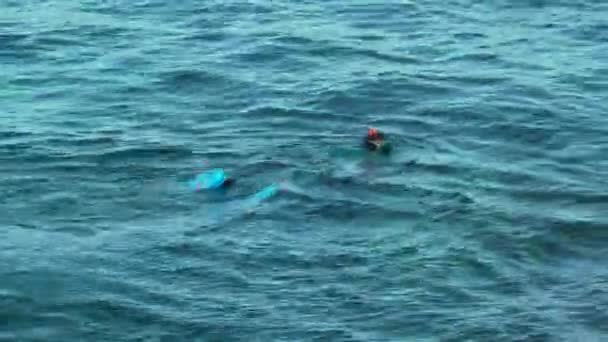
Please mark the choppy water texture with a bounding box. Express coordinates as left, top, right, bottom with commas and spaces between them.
2, 0, 608, 341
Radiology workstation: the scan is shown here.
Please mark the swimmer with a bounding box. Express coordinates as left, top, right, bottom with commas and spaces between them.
363, 127, 392, 154
189, 168, 235, 191
221, 177, 236, 188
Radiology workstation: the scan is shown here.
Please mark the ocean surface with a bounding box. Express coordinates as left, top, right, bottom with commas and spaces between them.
1, 0, 607, 341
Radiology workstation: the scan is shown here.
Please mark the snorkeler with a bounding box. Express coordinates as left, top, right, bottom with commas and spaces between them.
363, 127, 392, 154
221, 177, 236, 188
189, 168, 235, 191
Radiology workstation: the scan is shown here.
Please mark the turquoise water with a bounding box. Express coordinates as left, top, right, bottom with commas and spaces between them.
2, 1, 607, 341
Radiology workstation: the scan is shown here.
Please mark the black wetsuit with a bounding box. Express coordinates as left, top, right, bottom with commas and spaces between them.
363, 132, 385, 151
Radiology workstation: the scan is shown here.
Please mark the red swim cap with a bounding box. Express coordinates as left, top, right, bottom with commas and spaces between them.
368, 128, 378, 138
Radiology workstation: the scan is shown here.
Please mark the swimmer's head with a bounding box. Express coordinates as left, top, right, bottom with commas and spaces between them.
368, 128, 379, 139
222, 177, 236, 188
367, 127, 385, 141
